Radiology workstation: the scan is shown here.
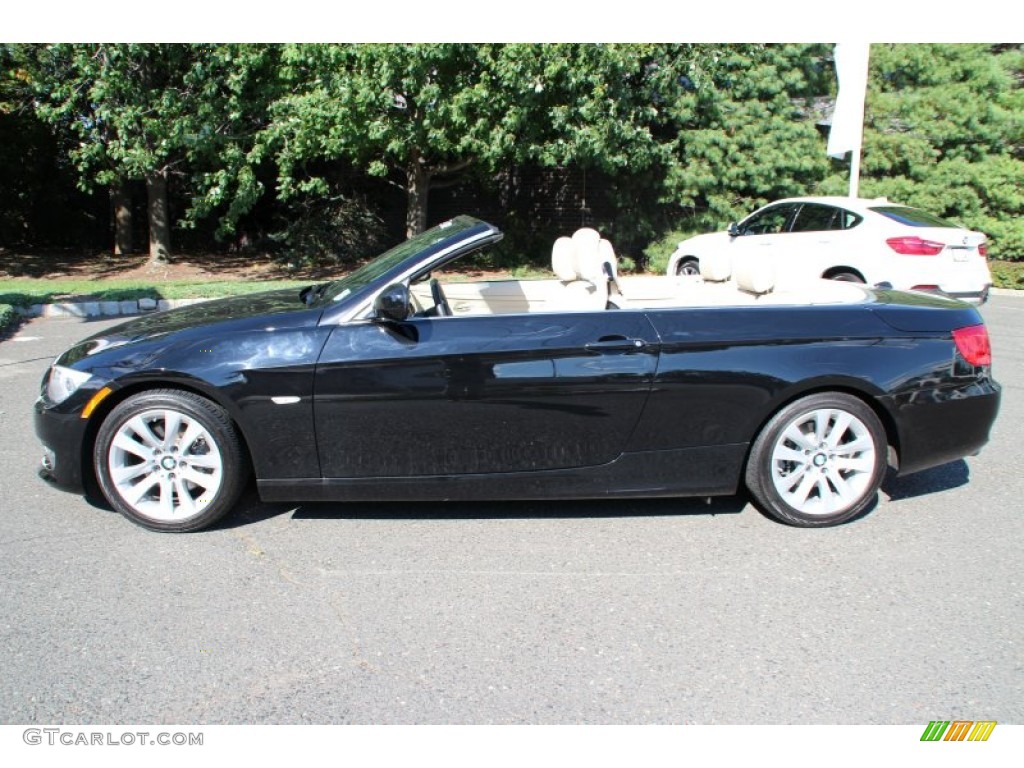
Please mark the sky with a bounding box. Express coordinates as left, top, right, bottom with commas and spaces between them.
4, 1, 1011, 43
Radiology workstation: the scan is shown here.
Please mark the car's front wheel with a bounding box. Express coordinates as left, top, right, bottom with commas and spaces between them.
93, 389, 248, 532
675, 257, 700, 277
745, 393, 887, 527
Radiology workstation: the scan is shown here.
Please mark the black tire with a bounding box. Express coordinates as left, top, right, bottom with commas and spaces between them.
676, 257, 700, 277
745, 392, 887, 527
93, 389, 249, 532
828, 271, 864, 283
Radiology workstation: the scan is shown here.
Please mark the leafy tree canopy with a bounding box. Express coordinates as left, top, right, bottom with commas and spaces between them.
825, 43, 1024, 257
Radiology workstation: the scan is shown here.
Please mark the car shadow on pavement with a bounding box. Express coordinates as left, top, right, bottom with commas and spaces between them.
880, 459, 969, 502
218, 487, 751, 530
87, 462, 966, 533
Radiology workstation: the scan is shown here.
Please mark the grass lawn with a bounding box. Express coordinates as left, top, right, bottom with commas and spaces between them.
0, 278, 309, 332
0, 278, 309, 308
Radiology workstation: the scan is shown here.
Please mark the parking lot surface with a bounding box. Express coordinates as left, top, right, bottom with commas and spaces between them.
1, 297, 1021, 724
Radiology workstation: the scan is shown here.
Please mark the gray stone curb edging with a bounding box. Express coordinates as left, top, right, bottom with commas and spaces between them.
15, 297, 214, 319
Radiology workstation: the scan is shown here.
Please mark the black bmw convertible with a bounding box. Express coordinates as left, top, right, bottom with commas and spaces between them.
35, 216, 1001, 532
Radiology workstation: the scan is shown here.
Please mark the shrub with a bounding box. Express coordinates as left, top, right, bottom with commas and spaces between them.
270, 194, 387, 269
990, 261, 1024, 290
0, 303, 18, 333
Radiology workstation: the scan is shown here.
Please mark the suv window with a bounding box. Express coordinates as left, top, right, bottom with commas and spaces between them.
870, 206, 956, 228
791, 204, 840, 232
837, 209, 862, 229
738, 204, 797, 236
790, 204, 863, 233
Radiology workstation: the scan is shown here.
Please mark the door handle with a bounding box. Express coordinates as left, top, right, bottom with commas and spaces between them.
585, 336, 648, 352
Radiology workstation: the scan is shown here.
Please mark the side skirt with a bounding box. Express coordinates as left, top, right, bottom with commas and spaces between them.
257, 445, 747, 503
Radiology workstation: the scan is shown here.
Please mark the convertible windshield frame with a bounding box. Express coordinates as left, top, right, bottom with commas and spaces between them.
313, 216, 484, 306
317, 216, 502, 324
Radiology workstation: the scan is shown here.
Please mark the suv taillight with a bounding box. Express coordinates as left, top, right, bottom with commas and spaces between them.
979, 242, 988, 258
952, 324, 992, 366
886, 236, 946, 256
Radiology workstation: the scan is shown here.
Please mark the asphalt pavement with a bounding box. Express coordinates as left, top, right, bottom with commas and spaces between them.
0, 298, 1021, 724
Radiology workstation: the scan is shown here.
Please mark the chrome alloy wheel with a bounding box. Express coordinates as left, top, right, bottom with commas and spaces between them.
768, 407, 877, 517
107, 408, 224, 522
677, 258, 700, 276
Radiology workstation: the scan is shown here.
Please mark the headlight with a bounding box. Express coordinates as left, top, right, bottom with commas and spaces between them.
45, 365, 92, 405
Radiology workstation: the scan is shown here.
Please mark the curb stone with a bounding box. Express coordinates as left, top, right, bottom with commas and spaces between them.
16, 297, 214, 318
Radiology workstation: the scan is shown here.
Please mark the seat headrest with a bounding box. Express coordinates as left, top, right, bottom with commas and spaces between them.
552, 236, 577, 281
735, 258, 776, 296
554, 228, 616, 284
700, 251, 731, 282
571, 227, 601, 255
571, 228, 604, 283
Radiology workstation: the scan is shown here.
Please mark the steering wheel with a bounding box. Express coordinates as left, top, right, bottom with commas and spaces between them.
429, 278, 452, 317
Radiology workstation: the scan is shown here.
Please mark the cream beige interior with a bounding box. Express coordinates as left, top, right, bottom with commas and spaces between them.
409, 230, 868, 317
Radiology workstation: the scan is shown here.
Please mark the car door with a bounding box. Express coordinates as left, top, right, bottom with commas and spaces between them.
782, 203, 860, 279
312, 310, 660, 478
728, 203, 799, 264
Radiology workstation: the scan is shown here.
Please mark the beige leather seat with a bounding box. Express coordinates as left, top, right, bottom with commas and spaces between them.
699, 251, 732, 283
549, 229, 610, 311
734, 257, 776, 298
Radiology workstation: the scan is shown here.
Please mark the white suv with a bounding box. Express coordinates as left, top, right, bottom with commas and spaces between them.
666, 196, 992, 304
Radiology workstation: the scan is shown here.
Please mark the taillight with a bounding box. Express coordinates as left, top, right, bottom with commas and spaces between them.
952, 324, 992, 366
886, 236, 946, 255
978, 242, 988, 258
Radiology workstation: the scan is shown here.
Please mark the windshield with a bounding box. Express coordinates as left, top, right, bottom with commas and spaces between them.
317, 217, 483, 305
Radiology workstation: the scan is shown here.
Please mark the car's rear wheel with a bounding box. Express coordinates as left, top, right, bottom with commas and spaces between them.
93, 390, 248, 532
676, 257, 700, 277
745, 393, 887, 527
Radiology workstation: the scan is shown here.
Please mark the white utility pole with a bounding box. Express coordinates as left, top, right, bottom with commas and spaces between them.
827, 43, 871, 198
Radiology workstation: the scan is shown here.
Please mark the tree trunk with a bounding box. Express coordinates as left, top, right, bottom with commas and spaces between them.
112, 182, 133, 255
405, 161, 431, 238
146, 170, 171, 264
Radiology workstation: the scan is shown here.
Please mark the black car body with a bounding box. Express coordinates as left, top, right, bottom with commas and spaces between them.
35, 216, 1001, 531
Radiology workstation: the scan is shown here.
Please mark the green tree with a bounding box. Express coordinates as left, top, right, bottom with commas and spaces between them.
21, 44, 287, 262
262, 44, 716, 238
264, 44, 500, 238
662, 43, 833, 231
24, 45, 184, 262
177, 44, 285, 240
826, 44, 1024, 259
0, 45, 105, 249
22, 44, 281, 263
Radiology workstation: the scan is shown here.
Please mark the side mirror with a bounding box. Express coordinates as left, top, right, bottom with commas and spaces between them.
727, 222, 741, 238
373, 283, 412, 322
